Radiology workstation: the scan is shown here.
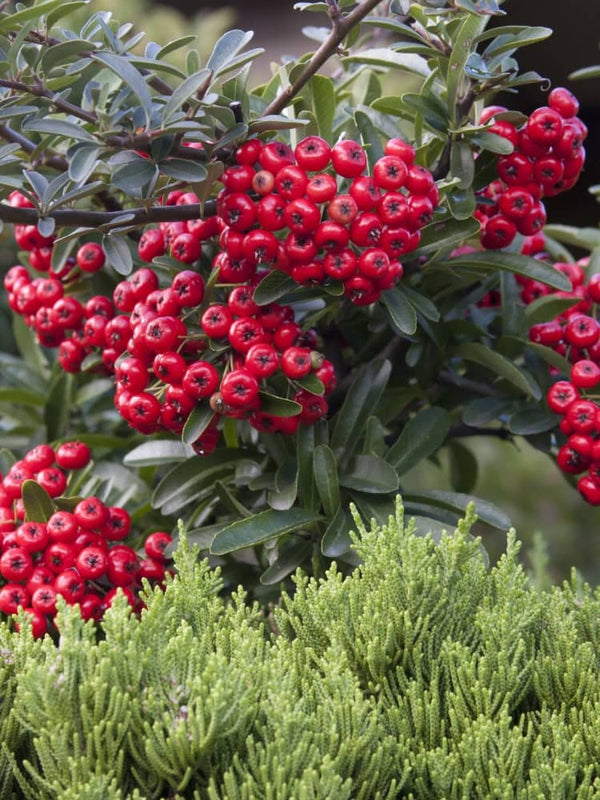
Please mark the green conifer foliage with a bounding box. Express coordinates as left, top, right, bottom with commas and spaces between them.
3, 501, 600, 797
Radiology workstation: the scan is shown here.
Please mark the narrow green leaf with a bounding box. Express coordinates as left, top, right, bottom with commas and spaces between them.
211, 507, 322, 555
386, 406, 451, 475
123, 439, 194, 466
0, 0, 73, 32
258, 392, 302, 417
321, 506, 353, 557
92, 53, 153, 127
182, 404, 215, 445
331, 359, 391, 457
447, 440, 478, 494
443, 251, 571, 291
403, 489, 512, 530
461, 396, 516, 426
0, 387, 44, 406
247, 115, 308, 134
269, 458, 298, 511
450, 140, 475, 189
22, 480, 55, 523
480, 25, 552, 56
260, 539, 312, 584
12, 315, 49, 378
23, 117, 96, 142
526, 341, 571, 375
381, 287, 417, 336
102, 234, 133, 276
162, 68, 212, 122
570, 65, 600, 81
413, 216, 481, 255
295, 373, 325, 396
396, 284, 440, 322
455, 342, 541, 399
39, 38, 95, 73
310, 74, 335, 141
44, 372, 72, 441
206, 29, 254, 75
447, 14, 487, 123
213, 480, 251, 517
339, 454, 399, 494
508, 408, 557, 435
157, 35, 197, 59
543, 224, 600, 250
253, 270, 297, 305
343, 48, 431, 78
355, 109, 385, 170
158, 158, 207, 183
470, 131, 515, 155
313, 444, 340, 518
524, 294, 579, 325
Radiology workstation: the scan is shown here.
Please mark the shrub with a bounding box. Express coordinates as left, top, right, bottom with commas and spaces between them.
0, 503, 598, 797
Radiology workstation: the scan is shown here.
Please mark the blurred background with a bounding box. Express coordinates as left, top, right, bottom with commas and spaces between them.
3, 0, 600, 582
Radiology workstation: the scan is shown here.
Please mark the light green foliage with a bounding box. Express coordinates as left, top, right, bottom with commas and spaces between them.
3, 502, 600, 797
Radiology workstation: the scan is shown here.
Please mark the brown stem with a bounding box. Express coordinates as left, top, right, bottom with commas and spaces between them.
263, 0, 383, 116
0, 199, 217, 229
0, 78, 98, 124
448, 422, 512, 440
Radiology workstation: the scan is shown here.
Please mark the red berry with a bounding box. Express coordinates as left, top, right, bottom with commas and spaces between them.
294, 136, 332, 171
76, 242, 105, 273
220, 369, 260, 408
571, 360, 600, 389
331, 140, 367, 178
74, 497, 109, 530
55, 441, 91, 470
144, 531, 173, 562
182, 361, 220, 400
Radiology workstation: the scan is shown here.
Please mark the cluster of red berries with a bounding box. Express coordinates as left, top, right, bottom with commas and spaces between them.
0, 441, 173, 637
109, 266, 335, 440
475, 87, 586, 250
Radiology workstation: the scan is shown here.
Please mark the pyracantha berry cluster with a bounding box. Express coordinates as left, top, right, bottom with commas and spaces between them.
476, 87, 586, 250
0, 441, 173, 637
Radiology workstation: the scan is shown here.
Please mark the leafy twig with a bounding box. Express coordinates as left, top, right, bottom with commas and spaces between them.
263, 0, 383, 117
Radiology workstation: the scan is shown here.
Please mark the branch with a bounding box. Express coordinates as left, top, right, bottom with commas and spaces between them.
447, 422, 513, 440
263, 0, 382, 116
0, 199, 217, 229
437, 369, 503, 397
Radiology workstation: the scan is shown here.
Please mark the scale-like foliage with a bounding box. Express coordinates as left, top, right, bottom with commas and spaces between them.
3, 500, 600, 797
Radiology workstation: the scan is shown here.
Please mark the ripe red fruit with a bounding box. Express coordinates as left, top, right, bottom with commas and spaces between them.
526, 106, 564, 145
384, 138, 416, 164
295, 136, 332, 171
76, 242, 105, 273
245, 343, 279, 378
571, 360, 600, 389
55, 441, 91, 470
171, 232, 202, 264
0, 584, 29, 615
0, 547, 34, 582
54, 569, 85, 603
281, 346, 313, 380
137, 228, 165, 262
144, 531, 173, 562
16, 521, 49, 553
74, 497, 109, 530
76, 546, 108, 580
182, 361, 220, 400
220, 369, 260, 408
331, 140, 367, 178
372, 155, 408, 190
548, 86, 579, 119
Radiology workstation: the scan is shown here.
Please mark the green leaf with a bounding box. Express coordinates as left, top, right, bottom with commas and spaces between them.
39, 38, 92, 72
182, 404, 215, 445
570, 65, 600, 81
413, 216, 481, 255
152, 450, 247, 515
447, 14, 487, 124
321, 506, 353, 557
102, 234, 133, 276
260, 539, 312, 584
403, 489, 512, 531
296, 423, 319, 512
206, 29, 254, 75
470, 131, 515, 155
524, 294, 579, 325
386, 406, 451, 475
402, 92, 449, 133
331, 359, 391, 457
508, 407, 557, 435
443, 251, 571, 291
247, 115, 308, 134
269, 458, 298, 511
253, 270, 297, 305
543, 225, 600, 251
258, 392, 302, 417
461, 396, 516, 426
478, 25, 553, 56
313, 444, 340, 518
295, 373, 325, 396
450, 140, 475, 190
381, 287, 417, 336
111, 157, 158, 196
123, 439, 194, 467
44, 371, 72, 441
21, 480, 55, 523
211, 507, 322, 555
339, 454, 399, 494
343, 48, 431, 78
500, 271, 523, 336
158, 158, 207, 183
354, 109, 385, 171
23, 117, 96, 143
0, 0, 73, 32
447, 441, 478, 494
91, 53, 153, 128
157, 35, 197, 60
162, 68, 212, 122
396, 284, 440, 322
12, 315, 49, 378
526, 341, 571, 375
213, 480, 251, 517
454, 342, 541, 400
310, 74, 334, 142
0, 387, 44, 406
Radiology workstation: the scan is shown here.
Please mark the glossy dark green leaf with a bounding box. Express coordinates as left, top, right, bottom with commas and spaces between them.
401, 92, 448, 132
310, 74, 335, 142
258, 392, 302, 417
447, 14, 486, 122
22, 480, 55, 523
340, 454, 399, 494
295, 373, 325, 396
313, 444, 340, 518
442, 251, 571, 291
269, 459, 298, 511
447, 440, 478, 494
450, 140, 475, 189
0, 387, 44, 406
543, 225, 600, 250
455, 342, 541, 400
260, 538, 312, 584
213, 480, 251, 517
381, 287, 417, 336
446, 188, 477, 221
526, 341, 570, 375
403, 489, 512, 531
321, 506, 353, 557
247, 115, 307, 134
152, 450, 247, 514
524, 294, 578, 325
45, 372, 72, 442
331, 359, 391, 457
500, 271, 523, 336
508, 407, 557, 435
396, 284, 440, 322
181, 404, 215, 445
211, 507, 322, 555
414, 216, 481, 255
253, 271, 297, 305
349, 491, 396, 527
386, 406, 451, 475
462, 396, 516, 426
470, 131, 515, 155
355, 109, 385, 171
296, 423, 319, 511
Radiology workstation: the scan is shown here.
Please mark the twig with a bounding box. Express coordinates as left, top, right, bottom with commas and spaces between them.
447, 422, 512, 440
263, 0, 383, 117
0, 199, 217, 229
438, 369, 503, 397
